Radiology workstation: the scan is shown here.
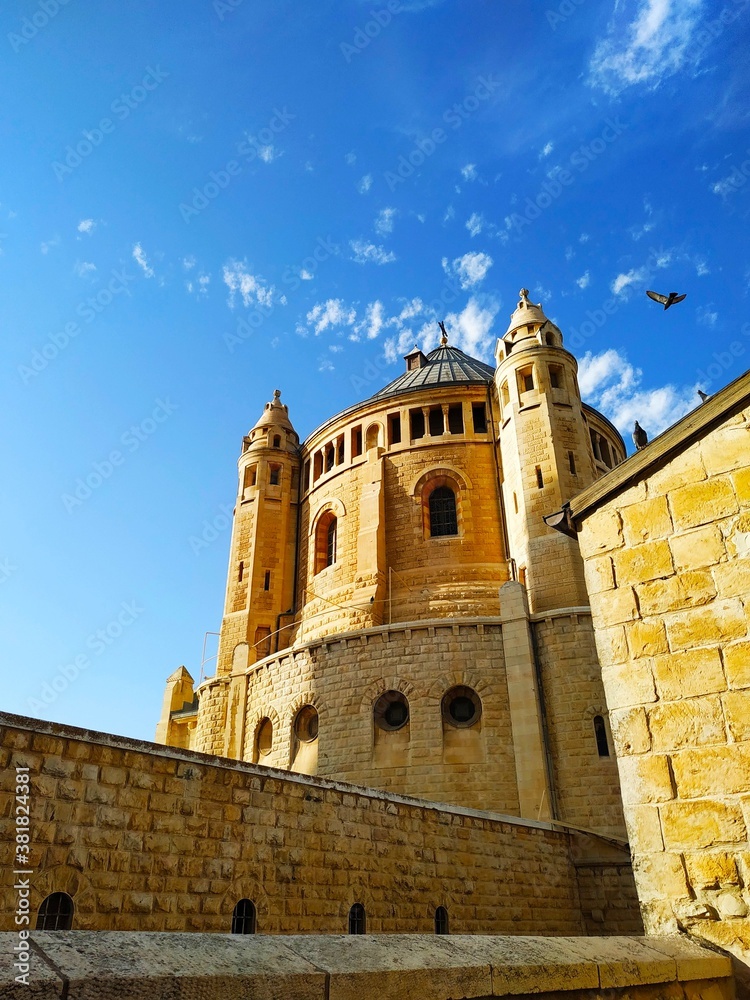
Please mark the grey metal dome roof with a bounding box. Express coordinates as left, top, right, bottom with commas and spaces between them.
370, 345, 495, 401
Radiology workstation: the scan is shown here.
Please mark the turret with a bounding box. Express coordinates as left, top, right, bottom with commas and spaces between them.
495, 290, 595, 613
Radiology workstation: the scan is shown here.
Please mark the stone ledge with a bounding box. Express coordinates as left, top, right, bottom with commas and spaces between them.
0, 932, 732, 1000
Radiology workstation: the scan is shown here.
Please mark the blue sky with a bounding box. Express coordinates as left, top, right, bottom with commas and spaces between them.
2, 0, 749, 741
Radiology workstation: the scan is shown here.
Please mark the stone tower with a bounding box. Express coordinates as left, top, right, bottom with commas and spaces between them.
495, 289, 609, 614
206, 390, 301, 757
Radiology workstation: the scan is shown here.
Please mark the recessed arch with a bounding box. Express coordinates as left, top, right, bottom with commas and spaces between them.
36, 892, 74, 931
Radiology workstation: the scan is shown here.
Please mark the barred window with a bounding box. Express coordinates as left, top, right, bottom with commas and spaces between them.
429, 486, 457, 537
348, 902, 366, 934
435, 906, 449, 934
36, 892, 73, 931
327, 518, 337, 566
231, 898, 257, 934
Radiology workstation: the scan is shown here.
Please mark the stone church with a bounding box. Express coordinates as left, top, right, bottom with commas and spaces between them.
157, 288, 627, 838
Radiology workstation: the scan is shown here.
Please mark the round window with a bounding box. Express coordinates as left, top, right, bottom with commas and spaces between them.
294, 705, 319, 743
442, 686, 481, 728
256, 718, 273, 756
373, 690, 409, 732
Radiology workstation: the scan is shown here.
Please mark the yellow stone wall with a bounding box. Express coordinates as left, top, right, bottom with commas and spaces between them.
575, 397, 750, 957
1, 715, 595, 936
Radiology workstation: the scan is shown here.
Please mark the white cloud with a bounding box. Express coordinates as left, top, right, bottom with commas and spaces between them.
318, 357, 335, 372
712, 174, 740, 198
540, 142, 554, 158
589, 0, 706, 95
611, 268, 647, 295
77, 218, 95, 234
300, 268, 313, 280
132, 243, 154, 278
579, 232, 590, 243
576, 271, 591, 290
697, 304, 718, 327
258, 145, 279, 164
442, 251, 493, 289
223, 260, 274, 308
579, 348, 696, 439
306, 299, 356, 335
40, 236, 60, 254
465, 212, 484, 237
443, 205, 455, 222
345, 152, 357, 166
382, 294, 499, 364
182, 255, 196, 271
375, 207, 396, 235
74, 260, 96, 277
350, 239, 396, 265
695, 258, 710, 276
461, 163, 477, 181
354, 300, 385, 340
357, 174, 373, 194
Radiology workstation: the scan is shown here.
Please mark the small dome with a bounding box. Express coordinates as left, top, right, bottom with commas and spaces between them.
250, 389, 296, 434
370, 345, 494, 400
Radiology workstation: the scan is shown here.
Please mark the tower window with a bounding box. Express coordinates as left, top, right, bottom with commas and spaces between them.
435, 906, 449, 935
36, 892, 74, 931
231, 899, 257, 934
429, 486, 458, 537
549, 364, 563, 389
313, 451, 323, 482
238, 562, 244, 582
568, 451, 577, 476
348, 903, 366, 935
351, 425, 363, 458
410, 408, 425, 440
513, 492, 518, 514
388, 413, 402, 445
327, 519, 337, 566
594, 715, 610, 757
263, 570, 270, 591
448, 403, 464, 434
273, 435, 281, 448
373, 690, 409, 731
600, 437, 612, 468
428, 407, 444, 436
535, 466, 544, 489
269, 464, 281, 486
518, 366, 535, 393
325, 443, 335, 472
500, 382, 510, 409
254, 626, 271, 658
303, 460, 311, 492
472, 402, 487, 433
244, 465, 257, 491
336, 435, 345, 465
366, 424, 381, 450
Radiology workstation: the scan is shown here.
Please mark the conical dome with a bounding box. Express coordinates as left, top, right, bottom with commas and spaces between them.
504, 288, 549, 338
251, 389, 296, 434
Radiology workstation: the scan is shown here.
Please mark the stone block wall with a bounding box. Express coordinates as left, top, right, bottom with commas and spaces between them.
573, 386, 750, 966
1, 713, 592, 936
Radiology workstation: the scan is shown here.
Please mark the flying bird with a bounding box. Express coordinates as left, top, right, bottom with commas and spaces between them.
646, 290, 686, 310
698, 389, 710, 403
633, 421, 648, 450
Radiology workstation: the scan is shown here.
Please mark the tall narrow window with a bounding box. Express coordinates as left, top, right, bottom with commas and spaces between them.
410, 408, 425, 440
472, 402, 487, 433
238, 562, 244, 582
549, 364, 563, 389
429, 486, 458, 537
336, 435, 345, 465
388, 413, 402, 445
448, 404, 464, 434
263, 570, 271, 591
568, 451, 577, 476
435, 906, 449, 935
535, 466, 544, 489
519, 366, 534, 393
348, 903, 366, 934
36, 893, 74, 931
327, 519, 337, 566
594, 715, 610, 757
269, 464, 281, 486
351, 426, 363, 458
254, 626, 271, 658
273, 435, 281, 448
313, 451, 323, 481
428, 407, 444, 436
325, 443, 335, 472
303, 460, 311, 492
231, 899, 257, 934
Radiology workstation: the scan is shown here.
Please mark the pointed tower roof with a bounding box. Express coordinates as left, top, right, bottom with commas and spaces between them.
504, 288, 549, 337
251, 389, 296, 433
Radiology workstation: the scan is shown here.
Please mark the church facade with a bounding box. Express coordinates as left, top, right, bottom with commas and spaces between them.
157, 289, 628, 840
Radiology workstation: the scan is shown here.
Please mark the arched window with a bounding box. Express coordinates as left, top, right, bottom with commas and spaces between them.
294, 705, 319, 743
435, 906, 449, 935
315, 511, 338, 574
36, 892, 74, 931
348, 902, 366, 934
429, 486, 457, 537
231, 898, 257, 934
593, 715, 610, 757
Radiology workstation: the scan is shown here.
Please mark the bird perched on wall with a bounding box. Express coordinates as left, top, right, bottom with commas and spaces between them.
698, 389, 710, 402
633, 421, 648, 450
646, 290, 686, 310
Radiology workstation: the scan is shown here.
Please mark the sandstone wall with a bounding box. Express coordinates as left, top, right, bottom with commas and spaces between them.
0, 713, 587, 936
574, 391, 750, 964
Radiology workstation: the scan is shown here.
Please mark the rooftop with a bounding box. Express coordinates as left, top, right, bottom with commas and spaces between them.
370, 344, 495, 401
